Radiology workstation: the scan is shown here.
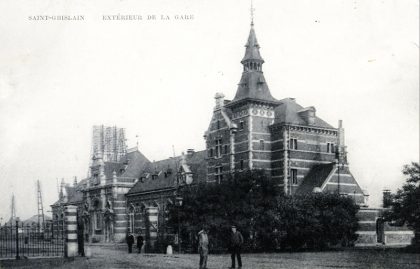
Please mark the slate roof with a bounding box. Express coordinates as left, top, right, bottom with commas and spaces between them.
241, 25, 264, 63
230, 71, 277, 105
127, 150, 207, 195
51, 178, 88, 207
273, 98, 334, 129
120, 150, 150, 178
101, 150, 150, 180
295, 163, 334, 194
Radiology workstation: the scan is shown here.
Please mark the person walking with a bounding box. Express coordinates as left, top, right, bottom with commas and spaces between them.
230, 225, 243, 269
198, 226, 209, 269
127, 233, 135, 253
137, 233, 144, 254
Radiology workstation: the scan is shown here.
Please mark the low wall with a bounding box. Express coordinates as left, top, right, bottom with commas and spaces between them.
354, 207, 414, 247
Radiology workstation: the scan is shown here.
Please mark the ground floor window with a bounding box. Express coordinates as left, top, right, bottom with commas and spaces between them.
95, 212, 102, 230
291, 169, 298, 185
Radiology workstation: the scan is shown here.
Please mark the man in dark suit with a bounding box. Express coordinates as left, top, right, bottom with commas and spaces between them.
230, 225, 243, 269
127, 233, 135, 253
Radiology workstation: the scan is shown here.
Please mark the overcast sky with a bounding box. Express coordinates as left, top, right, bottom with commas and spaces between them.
0, 0, 418, 222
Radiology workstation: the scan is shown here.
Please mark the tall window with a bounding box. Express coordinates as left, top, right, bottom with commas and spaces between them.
289, 139, 298, 150
95, 212, 102, 230
209, 148, 213, 158
260, 140, 265, 150
216, 166, 223, 183
215, 139, 222, 158
240, 160, 244, 170
128, 205, 135, 233
224, 145, 229, 154
216, 120, 220, 130
240, 121, 244, 130
327, 143, 335, 153
291, 169, 298, 185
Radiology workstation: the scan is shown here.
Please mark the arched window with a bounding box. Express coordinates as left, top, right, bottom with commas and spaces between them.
128, 203, 135, 233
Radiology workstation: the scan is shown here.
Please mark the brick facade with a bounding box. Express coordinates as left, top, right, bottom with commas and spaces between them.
204, 22, 368, 204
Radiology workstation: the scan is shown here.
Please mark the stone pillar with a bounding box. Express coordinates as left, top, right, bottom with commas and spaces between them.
145, 207, 159, 252
64, 205, 78, 257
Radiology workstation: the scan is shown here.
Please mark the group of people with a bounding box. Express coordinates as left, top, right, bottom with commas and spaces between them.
198, 225, 243, 269
126, 233, 144, 254
126, 225, 244, 269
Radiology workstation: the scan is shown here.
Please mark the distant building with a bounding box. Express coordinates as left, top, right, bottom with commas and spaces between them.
52, 126, 206, 245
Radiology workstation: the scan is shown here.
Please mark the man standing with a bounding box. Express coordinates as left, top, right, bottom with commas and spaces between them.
198, 226, 209, 269
127, 233, 134, 253
230, 225, 243, 269
137, 233, 144, 254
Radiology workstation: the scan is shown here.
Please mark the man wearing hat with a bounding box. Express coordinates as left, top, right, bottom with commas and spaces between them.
198, 225, 209, 269
126, 233, 135, 253
229, 225, 243, 269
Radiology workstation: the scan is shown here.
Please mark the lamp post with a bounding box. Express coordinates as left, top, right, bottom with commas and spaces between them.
175, 196, 183, 254
15, 217, 20, 260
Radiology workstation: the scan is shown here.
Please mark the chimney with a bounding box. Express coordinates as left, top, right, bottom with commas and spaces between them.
73, 176, 78, 187
338, 120, 345, 147
298, 106, 316, 125
214, 92, 225, 110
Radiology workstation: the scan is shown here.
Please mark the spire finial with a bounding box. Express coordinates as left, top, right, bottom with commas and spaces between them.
250, 0, 255, 26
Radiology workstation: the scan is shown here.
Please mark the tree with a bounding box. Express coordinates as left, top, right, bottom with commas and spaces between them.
384, 162, 420, 250
167, 169, 359, 252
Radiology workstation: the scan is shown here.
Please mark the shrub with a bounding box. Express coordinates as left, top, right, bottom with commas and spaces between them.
168, 169, 359, 252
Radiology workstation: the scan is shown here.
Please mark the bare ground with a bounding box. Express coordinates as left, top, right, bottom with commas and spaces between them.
1, 245, 419, 269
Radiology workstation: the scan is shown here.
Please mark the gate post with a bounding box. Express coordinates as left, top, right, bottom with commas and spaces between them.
145, 207, 159, 252
64, 205, 78, 257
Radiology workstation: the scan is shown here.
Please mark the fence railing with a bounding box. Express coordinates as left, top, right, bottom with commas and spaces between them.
0, 220, 65, 259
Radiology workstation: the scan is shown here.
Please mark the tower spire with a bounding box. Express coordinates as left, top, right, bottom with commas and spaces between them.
250, 0, 255, 26
227, 5, 277, 106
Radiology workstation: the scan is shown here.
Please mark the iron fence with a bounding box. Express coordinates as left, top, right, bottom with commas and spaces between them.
0, 219, 65, 259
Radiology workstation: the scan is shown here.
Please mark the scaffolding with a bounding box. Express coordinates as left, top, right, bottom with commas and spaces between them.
37, 180, 45, 232
91, 125, 127, 162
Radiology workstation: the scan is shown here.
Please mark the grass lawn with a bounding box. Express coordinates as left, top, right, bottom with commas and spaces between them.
1, 245, 419, 269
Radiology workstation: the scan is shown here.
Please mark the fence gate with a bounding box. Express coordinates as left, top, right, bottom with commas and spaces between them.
0, 219, 65, 259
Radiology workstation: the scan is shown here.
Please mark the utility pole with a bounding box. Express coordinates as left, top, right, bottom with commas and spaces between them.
11, 193, 16, 223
